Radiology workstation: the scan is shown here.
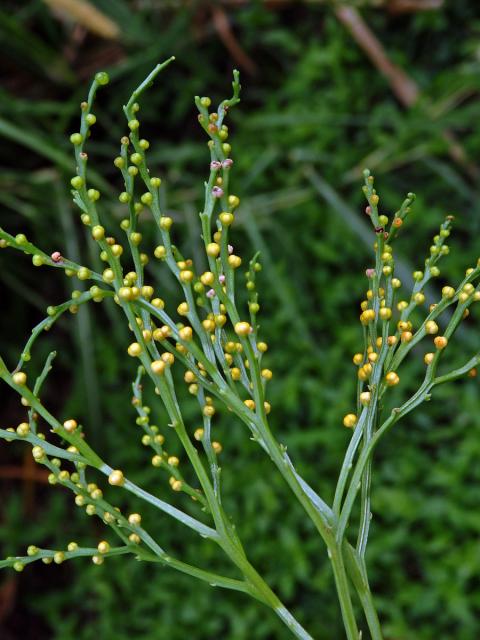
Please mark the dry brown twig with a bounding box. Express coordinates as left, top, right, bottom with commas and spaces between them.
44, 0, 121, 40
210, 3, 258, 75
334, 4, 479, 181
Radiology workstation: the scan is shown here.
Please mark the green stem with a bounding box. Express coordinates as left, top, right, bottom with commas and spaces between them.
99, 464, 218, 541
343, 543, 383, 640
334, 410, 367, 514
329, 544, 361, 640
232, 556, 314, 640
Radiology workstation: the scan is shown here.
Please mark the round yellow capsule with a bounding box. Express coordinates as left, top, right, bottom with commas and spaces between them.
151, 360, 166, 375
129, 533, 141, 544
97, 541, 110, 554
179, 327, 193, 341
385, 372, 400, 386
425, 321, 438, 335
128, 513, 142, 525
108, 469, 125, 486
12, 371, 27, 386
179, 270, 194, 283
228, 255, 242, 269
127, 342, 142, 357
234, 321, 251, 337
63, 419, 78, 433
16, 422, 30, 437
200, 271, 215, 286
424, 353, 435, 365
219, 212, 234, 226
118, 287, 133, 301
434, 336, 448, 350
160, 217, 173, 231
154, 245, 166, 259
206, 243, 220, 257
343, 414, 357, 428
171, 479, 183, 492
360, 392, 371, 406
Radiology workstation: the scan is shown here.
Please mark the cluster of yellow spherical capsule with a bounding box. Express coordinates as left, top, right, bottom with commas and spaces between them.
344, 353, 401, 428
96, 232, 144, 271
115, 272, 156, 304
47, 450, 84, 488
19, 541, 90, 570
9, 371, 36, 410
345, 268, 480, 428
103, 474, 142, 545
228, 332, 271, 385
379, 242, 394, 277
150, 451, 181, 490
126, 317, 176, 361
244, 399, 272, 414
205, 236, 242, 269
347, 283, 405, 428
423, 279, 480, 364
197, 95, 234, 156
182, 369, 198, 395
201, 107, 230, 140
22, 513, 141, 569
141, 429, 165, 452
7, 412, 81, 463
132, 401, 190, 493
193, 427, 223, 454
11, 371, 27, 386
458, 281, 480, 304
74, 480, 106, 513
44, 464, 136, 547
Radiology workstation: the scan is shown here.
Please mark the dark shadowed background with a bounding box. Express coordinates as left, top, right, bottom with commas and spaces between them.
1, 1, 480, 638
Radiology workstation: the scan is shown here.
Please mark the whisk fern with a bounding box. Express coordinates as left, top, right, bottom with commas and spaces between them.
1, 60, 479, 639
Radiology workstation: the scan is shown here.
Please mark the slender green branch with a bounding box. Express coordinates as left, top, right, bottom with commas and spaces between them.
98, 463, 219, 542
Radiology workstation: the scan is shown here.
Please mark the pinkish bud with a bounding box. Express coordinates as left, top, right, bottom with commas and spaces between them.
218, 274, 226, 284
212, 186, 223, 198
206, 289, 215, 299
227, 244, 233, 255
210, 161, 221, 171
365, 268, 375, 278
222, 159, 233, 168
365, 206, 372, 215
51, 251, 63, 263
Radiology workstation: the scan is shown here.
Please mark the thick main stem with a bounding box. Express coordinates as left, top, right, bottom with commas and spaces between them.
355, 586, 383, 640
343, 543, 383, 640
329, 545, 361, 640
237, 558, 314, 640
258, 428, 361, 639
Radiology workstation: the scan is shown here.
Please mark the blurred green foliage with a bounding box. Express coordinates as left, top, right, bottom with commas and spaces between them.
1, 1, 480, 638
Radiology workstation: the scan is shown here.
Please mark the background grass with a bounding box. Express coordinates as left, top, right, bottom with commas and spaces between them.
1, 1, 480, 638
